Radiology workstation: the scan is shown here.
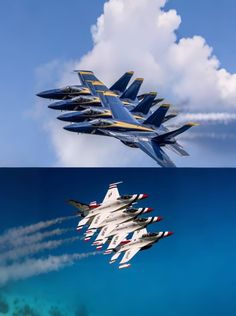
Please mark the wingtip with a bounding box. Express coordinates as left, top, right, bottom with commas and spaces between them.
186, 122, 200, 127
161, 103, 171, 108
103, 91, 117, 97
74, 70, 93, 74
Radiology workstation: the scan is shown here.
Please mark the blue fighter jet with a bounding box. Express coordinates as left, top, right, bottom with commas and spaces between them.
37, 71, 134, 100
63, 83, 198, 167
56, 71, 168, 123
47, 74, 147, 111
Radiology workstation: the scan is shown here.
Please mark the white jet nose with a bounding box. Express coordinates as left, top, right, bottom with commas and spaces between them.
164, 231, 174, 237
143, 207, 154, 214
139, 193, 149, 200
147, 216, 163, 223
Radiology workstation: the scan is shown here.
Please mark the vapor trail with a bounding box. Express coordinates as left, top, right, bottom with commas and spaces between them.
0, 236, 80, 263
0, 215, 77, 246
177, 112, 236, 124
180, 132, 236, 141
0, 251, 100, 286
0, 228, 74, 252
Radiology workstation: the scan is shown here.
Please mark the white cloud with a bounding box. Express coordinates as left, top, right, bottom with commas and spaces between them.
38, 0, 236, 167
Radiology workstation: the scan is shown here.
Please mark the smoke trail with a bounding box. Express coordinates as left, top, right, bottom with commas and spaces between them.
180, 132, 236, 141
0, 228, 74, 252
0, 215, 77, 246
0, 236, 81, 263
0, 251, 100, 286
176, 112, 236, 124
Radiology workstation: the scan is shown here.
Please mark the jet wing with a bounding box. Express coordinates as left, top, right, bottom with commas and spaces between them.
102, 91, 139, 124
165, 142, 189, 157
136, 139, 176, 167
132, 228, 147, 240
102, 182, 121, 203
88, 212, 111, 229
95, 222, 118, 243
107, 233, 128, 250
119, 247, 141, 265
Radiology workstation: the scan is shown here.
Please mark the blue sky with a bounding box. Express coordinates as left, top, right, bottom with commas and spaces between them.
0, 0, 236, 166
0, 168, 235, 315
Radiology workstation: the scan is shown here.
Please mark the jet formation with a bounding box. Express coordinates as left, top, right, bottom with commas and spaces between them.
69, 182, 173, 269
37, 70, 198, 167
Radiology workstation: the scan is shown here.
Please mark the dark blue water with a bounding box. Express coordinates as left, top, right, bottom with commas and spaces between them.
0, 168, 235, 316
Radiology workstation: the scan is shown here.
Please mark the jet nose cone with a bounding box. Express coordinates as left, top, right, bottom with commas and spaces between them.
63, 124, 77, 132
48, 100, 68, 110
153, 216, 163, 222
144, 207, 154, 213
166, 231, 174, 237
141, 194, 149, 200
48, 104, 56, 109
36, 91, 48, 98
57, 113, 72, 122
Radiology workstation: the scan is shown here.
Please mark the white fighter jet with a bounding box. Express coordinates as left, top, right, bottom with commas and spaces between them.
110, 228, 173, 269
72, 182, 148, 233
84, 207, 154, 242
93, 216, 163, 252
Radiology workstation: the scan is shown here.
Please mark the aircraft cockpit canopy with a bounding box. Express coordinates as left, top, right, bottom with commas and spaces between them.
62, 86, 82, 93
135, 218, 147, 222
90, 119, 113, 127
143, 233, 158, 237
118, 195, 133, 200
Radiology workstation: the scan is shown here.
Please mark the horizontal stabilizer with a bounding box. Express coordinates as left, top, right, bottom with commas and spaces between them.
131, 92, 157, 115
166, 142, 189, 157
152, 98, 164, 106
136, 140, 176, 167
68, 200, 89, 212
163, 113, 178, 123
153, 123, 199, 143
109, 71, 134, 94
121, 78, 144, 101
143, 104, 170, 128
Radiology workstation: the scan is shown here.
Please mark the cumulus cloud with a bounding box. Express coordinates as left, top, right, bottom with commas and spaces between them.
37, 0, 236, 167
0, 252, 99, 286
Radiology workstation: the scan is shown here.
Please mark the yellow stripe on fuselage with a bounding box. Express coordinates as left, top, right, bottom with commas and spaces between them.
112, 121, 153, 132
103, 91, 117, 97
78, 88, 90, 94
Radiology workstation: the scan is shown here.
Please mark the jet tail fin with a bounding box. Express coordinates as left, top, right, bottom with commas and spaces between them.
143, 104, 170, 128
121, 78, 144, 101
153, 123, 199, 143
75, 70, 98, 87
109, 71, 134, 94
131, 92, 156, 115
163, 113, 178, 123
